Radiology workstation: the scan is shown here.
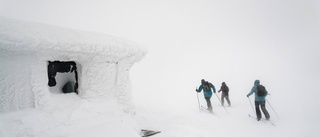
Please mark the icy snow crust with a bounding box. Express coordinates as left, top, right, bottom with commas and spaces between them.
0, 17, 147, 59
0, 17, 147, 114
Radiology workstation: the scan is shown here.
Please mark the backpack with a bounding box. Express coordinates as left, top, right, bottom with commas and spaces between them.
203, 82, 211, 91
256, 85, 267, 96
222, 85, 229, 94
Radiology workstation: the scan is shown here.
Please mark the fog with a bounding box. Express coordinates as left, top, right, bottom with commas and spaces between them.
1, 0, 320, 125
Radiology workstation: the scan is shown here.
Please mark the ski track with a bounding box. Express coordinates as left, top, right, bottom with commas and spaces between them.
134, 103, 282, 137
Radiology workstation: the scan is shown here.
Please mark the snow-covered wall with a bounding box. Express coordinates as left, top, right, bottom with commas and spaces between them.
0, 17, 147, 113
0, 50, 36, 112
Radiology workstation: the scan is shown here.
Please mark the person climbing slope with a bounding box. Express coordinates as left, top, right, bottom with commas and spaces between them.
218, 82, 231, 107
196, 79, 216, 112
247, 80, 270, 121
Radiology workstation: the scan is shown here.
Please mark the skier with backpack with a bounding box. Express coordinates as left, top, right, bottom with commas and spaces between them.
196, 79, 216, 112
218, 82, 231, 107
247, 80, 270, 121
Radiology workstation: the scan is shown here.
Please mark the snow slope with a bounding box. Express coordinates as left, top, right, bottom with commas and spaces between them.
0, 94, 140, 137
1, 90, 319, 137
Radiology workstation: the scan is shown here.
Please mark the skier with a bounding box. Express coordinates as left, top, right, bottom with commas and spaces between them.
218, 82, 231, 106
196, 79, 216, 112
247, 80, 270, 121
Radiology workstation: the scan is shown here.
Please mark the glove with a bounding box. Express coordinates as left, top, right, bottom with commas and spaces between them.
195, 89, 198, 92
247, 95, 249, 97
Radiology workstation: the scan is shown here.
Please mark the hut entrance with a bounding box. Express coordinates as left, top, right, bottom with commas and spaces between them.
47, 61, 79, 94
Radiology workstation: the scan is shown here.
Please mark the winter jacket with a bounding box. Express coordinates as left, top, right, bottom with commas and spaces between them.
247, 80, 268, 102
218, 84, 229, 95
197, 82, 216, 97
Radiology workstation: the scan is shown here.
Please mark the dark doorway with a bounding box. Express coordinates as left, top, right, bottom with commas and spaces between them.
47, 61, 78, 94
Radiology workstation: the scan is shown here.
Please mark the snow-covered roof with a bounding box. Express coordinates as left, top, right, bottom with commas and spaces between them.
0, 17, 147, 59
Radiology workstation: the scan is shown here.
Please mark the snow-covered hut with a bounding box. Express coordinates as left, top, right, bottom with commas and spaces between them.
0, 17, 147, 113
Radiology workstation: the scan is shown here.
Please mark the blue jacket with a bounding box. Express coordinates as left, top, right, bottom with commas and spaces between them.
197, 82, 216, 97
247, 80, 268, 101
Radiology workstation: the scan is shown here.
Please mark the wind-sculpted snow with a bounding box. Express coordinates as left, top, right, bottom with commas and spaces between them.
0, 17, 147, 114
0, 17, 147, 61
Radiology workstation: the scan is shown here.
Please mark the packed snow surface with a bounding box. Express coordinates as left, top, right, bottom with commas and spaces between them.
1, 91, 319, 137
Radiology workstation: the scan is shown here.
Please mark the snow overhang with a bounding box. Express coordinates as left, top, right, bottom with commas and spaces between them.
0, 17, 147, 62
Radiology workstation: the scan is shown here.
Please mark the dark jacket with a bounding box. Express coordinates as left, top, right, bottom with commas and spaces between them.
218, 83, 229, 95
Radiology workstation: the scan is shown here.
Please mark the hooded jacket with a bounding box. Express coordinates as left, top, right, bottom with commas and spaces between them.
247, 80, 268, 101
218, 82, 229, 95
197, 80, 216, 97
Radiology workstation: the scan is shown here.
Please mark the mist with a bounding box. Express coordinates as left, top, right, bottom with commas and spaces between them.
1, 0, 320, 128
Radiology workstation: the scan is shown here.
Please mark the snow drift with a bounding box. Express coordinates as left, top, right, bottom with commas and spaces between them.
0, 17, 147, 113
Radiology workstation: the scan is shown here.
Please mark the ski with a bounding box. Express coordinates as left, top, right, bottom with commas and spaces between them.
200, 106, 213, 113
248, 114, 276, 126
141, 129, 161, 137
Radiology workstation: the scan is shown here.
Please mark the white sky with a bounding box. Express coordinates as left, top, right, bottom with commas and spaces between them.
1, 0, 320, 105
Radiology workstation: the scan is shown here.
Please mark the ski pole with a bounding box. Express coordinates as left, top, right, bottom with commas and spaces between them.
196, 87, 200, 111
214, 92, 229, 114
266, 98, 280, 119
248, 97, 255, 113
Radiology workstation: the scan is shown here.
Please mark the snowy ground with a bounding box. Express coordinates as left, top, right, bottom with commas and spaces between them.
1, 87, 319, 137
0, 93, 139, 137
133, 93, 318, 137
